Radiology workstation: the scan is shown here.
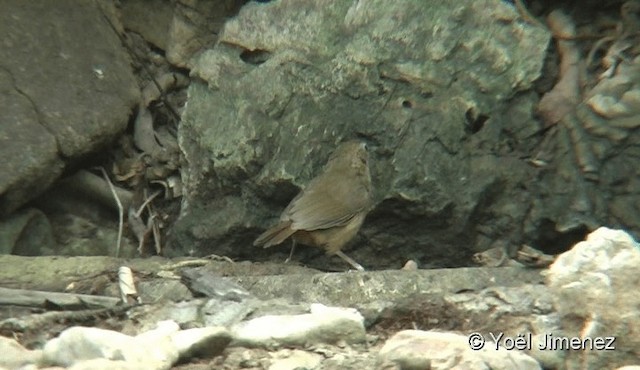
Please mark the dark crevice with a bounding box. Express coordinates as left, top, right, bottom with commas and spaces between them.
240, 49, 272, 65
531, 219, 590, 254
464, 108, 489, 134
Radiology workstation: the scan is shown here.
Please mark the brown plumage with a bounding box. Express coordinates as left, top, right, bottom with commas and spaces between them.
253, 141, 372, 270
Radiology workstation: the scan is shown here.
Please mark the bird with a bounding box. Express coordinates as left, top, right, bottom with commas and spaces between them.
253, 140, 373, 271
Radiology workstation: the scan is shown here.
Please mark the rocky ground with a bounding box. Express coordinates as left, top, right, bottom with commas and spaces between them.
1, 0, 640, 369
1, 227, 639, 369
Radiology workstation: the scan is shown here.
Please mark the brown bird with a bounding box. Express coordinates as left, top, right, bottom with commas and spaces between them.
253, 141, 372, 271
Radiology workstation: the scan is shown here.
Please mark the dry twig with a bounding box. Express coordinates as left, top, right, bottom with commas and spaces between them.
100, 167, 124, 257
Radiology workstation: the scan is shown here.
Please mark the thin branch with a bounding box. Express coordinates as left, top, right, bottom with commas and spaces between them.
100, 167, 123, 258
135, 189, 162, 218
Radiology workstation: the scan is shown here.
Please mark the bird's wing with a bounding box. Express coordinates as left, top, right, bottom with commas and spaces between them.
285, 182, 370, 231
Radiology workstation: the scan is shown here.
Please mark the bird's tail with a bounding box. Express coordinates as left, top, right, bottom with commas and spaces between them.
253, 221, 296, 248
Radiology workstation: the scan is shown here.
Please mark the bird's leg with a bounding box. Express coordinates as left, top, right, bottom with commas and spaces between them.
284, 240, 297, 264
334, 250, 365, 271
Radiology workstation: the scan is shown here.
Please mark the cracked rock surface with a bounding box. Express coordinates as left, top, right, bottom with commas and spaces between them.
173, 0, 551, 269
0, 0, 139, 215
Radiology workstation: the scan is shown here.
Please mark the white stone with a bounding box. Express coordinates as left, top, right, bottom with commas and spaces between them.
42, 326, 177, 370
231, 304, 365, 347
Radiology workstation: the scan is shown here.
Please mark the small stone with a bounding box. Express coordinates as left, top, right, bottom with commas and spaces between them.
401, 260, 418, 270
268, 349, 322, 370
231, 304, 366, 347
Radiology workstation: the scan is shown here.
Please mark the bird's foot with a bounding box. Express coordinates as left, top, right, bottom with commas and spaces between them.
335, 250, 365, 271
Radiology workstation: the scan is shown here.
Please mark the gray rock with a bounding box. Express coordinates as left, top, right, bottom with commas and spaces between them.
0, 66, 62, 217
546, 227, 640, 370
202, 297, 256, 327
377, 330, 541, 370
230, 303, 366, 347
0, 208, 55, 255
120, 0, 174, 51
128, 300, 203, 333
119, 0, 247, 68
172, 0, 550, 269
229, 267, 544, 307
182, 267, 253, 300
168, 326, 232, 360
137, 278, 194, 303
167, 0, 247, 68
0, 0, 139, 215
445, 285, 555, 318
123, 296, 257, 330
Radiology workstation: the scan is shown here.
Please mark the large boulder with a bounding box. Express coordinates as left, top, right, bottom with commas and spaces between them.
0, 0, 139, 215
172, 0, 550, 268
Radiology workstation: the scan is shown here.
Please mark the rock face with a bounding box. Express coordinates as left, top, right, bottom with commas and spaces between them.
120, 0, 248, 69
0, 0, 139, 215
173, 0, 550, 269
